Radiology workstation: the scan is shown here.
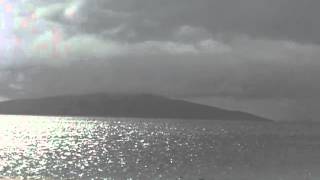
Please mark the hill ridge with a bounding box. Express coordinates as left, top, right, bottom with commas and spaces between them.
0, 93, 272, 122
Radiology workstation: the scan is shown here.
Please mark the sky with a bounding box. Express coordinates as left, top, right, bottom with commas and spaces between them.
0, 0, 320, 121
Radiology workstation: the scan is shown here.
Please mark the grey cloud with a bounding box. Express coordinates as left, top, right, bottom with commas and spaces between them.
14, 0, 320, 45
1, 0, 320, 121
4, 37, 320, 100
60, 0, 320, 43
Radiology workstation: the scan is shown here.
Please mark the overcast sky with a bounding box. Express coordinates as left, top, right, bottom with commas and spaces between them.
0, 0, 320, 121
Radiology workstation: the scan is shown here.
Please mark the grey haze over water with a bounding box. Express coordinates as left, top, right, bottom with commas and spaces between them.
0, 0, 320, 121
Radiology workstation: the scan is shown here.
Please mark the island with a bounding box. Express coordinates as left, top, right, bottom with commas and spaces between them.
0, 93, 272, 122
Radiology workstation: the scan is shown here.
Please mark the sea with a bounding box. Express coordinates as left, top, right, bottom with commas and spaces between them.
0, 115, 319, 180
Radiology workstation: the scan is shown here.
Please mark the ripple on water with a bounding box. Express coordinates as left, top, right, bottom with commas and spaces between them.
0, 116, 319, 180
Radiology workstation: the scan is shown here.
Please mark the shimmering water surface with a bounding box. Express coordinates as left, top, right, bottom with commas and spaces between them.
0, 115, 320, 180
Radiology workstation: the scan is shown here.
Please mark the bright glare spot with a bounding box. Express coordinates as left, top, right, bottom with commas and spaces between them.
64, 1, 83, 20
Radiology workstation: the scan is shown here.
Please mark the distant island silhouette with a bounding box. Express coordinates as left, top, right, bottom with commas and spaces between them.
0, 93, 272, 122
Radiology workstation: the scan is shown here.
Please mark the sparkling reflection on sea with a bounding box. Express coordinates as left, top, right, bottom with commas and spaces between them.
0, 115, 319, 180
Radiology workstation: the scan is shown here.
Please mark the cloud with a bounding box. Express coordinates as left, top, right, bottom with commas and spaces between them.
2, 35, 319, 100
5, 0, 320, 60
25, 31, 231, 64
0, 0, 320, 121
34, 3, 67, 19
53, 0, 320, 44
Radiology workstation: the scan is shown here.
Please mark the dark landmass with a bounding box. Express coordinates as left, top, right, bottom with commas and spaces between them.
0, 93, 272, 122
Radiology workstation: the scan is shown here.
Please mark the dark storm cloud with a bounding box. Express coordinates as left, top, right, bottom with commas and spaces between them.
59, 0, 320, 43
2, 0, 320, 99
1, 0, 320, 120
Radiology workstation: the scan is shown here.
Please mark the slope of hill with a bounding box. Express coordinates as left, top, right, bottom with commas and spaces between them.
0, 93, 272, 122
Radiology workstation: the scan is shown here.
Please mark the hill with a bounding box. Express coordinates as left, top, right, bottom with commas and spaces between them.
0, 93, 272, 122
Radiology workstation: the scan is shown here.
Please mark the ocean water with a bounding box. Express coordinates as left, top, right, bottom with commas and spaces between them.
0, 115, 319, 180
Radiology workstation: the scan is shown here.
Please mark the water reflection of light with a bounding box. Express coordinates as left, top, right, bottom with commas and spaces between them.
0, 115, 319, 179
0, 115, 86, 178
